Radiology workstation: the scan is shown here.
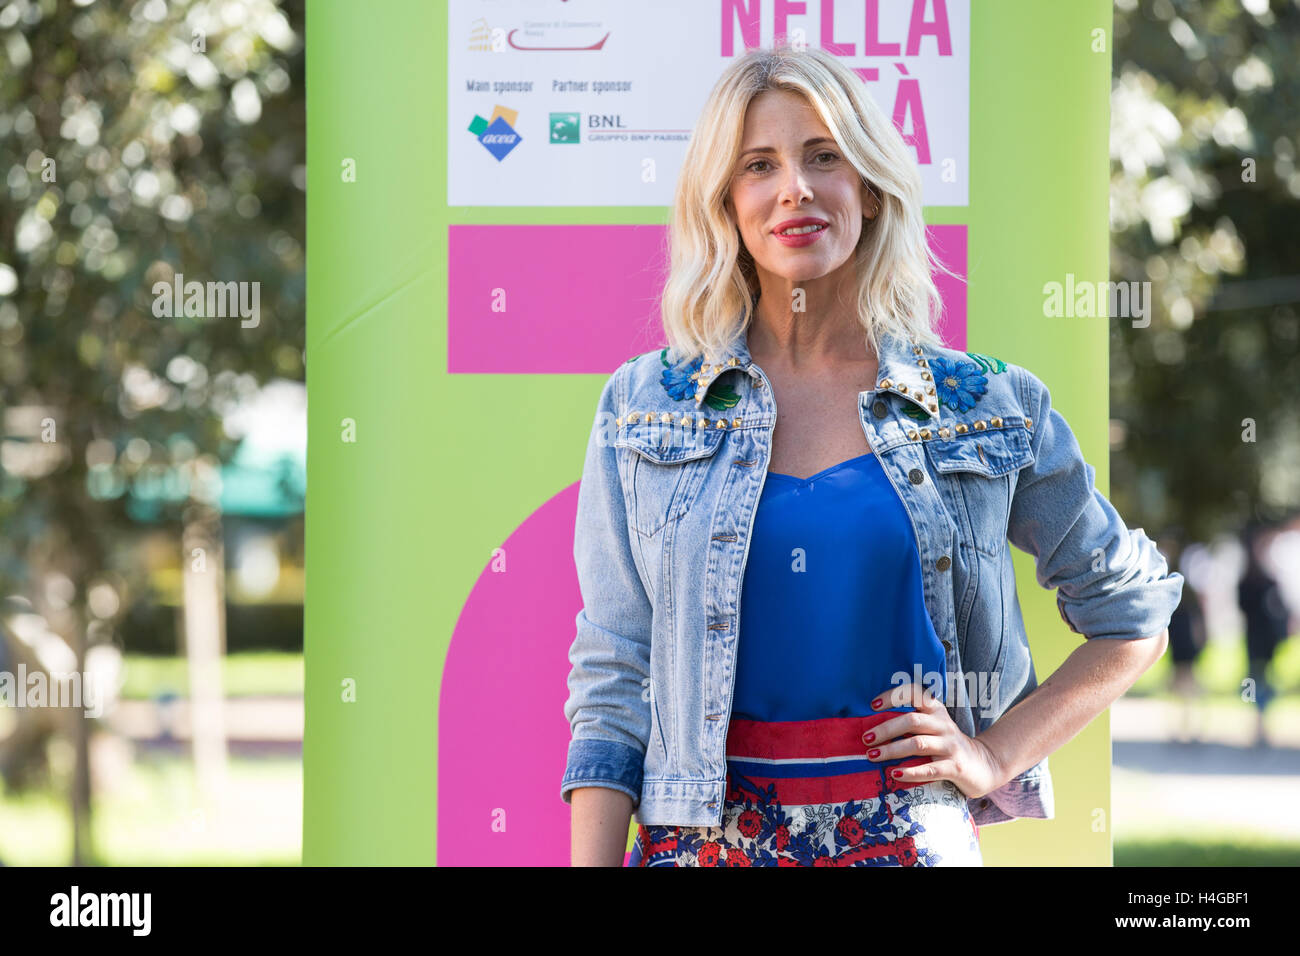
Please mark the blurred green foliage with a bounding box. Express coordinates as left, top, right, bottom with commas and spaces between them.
0, 0, 305, 861
0, 0, 305, 627
1110, 0, 1300, 542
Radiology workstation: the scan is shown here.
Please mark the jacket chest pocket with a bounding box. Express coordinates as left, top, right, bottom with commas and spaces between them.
924, 425, 1035, 558
616, 423, 726, 538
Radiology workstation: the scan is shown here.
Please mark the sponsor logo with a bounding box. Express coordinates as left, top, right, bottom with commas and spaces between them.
549, 112, 579, 144
469, 105, 522, 161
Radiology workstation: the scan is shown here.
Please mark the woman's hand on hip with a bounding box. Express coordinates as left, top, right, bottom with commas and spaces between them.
861, 681, 1005, 800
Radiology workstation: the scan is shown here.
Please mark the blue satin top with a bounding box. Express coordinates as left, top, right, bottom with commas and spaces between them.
732, 452, 948, 721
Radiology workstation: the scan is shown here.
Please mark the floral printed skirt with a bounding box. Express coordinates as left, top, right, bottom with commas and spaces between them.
628, 715, 983, 867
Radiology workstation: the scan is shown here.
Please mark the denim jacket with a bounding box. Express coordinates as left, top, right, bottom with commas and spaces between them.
560, 325, 1184, 827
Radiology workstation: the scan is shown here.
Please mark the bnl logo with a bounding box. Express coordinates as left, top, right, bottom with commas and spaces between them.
469, 105, 522, 161
549, 113, 629, 143
550, 113, 579, 144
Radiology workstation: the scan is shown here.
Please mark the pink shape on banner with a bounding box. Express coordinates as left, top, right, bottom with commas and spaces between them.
439, 484, 584, 866
447, 225, 668, 374
927, 224, 967, 351
448, 224, 968, 374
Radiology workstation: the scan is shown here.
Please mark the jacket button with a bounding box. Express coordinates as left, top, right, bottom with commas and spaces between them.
908, 468, 925, 484
872, 400, 888, 418
935, 555, 951, 571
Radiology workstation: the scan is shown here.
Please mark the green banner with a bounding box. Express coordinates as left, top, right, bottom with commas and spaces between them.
305, 0, 1114, 865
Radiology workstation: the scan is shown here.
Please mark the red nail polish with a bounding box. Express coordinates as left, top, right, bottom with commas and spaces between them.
892, 769, 903, 778
868, 749, 880, 758
863, 733, 875, 744
871, 698, 882, 710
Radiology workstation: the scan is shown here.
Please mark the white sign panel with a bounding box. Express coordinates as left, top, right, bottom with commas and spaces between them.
448, 0, 970, 207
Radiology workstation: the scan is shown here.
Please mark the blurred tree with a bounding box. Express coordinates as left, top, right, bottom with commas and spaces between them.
0, 0, 304, 864
1110, 0, 1300, 543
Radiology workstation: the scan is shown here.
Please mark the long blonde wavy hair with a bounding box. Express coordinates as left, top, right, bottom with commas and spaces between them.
658, 44, 958, 364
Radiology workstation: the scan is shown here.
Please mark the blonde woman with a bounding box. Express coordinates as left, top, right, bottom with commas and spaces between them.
561, 44, 1183, 866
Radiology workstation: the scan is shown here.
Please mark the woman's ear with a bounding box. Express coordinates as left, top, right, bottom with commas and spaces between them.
863, 183, 880, 220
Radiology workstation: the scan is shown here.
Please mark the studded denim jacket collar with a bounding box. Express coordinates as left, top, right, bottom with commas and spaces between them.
691, 323, 938, 421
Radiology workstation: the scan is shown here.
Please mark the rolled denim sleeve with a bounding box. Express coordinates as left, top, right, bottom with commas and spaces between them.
1007, 365, 1184, 641
560, 364, 653, 808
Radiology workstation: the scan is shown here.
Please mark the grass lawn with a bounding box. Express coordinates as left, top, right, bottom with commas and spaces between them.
1115, 835, 1300, 866
1129, 633, 1300, 698
117, 651, 304, 700
0, 752, 300, 866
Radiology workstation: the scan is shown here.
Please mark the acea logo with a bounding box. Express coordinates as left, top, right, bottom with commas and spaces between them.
468, 104, 522, 161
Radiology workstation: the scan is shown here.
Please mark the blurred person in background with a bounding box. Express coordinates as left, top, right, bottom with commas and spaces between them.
1161, 530, 1207, 743
1236, 524, 1292, 748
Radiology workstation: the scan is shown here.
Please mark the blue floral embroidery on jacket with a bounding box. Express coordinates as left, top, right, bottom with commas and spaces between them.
898, 351, 1008, 421
661, 351, 702, 401
930, 357, 988, 413
633, 348, 739, 411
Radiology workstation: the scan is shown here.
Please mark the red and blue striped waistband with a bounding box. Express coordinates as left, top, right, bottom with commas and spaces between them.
724, 712, 934, 805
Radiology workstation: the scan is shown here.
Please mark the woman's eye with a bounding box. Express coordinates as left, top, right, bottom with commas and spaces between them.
745, 152, 838, 174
